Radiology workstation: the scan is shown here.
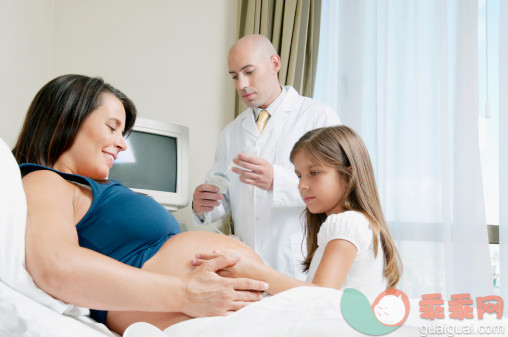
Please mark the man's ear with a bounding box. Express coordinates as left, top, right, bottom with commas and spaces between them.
270, 54, 281, 74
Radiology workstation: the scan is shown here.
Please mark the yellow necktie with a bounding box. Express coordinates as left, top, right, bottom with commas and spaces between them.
256, 110, 270, 133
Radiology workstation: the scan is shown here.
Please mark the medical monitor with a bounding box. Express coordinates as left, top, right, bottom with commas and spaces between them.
108, 117, 189, 211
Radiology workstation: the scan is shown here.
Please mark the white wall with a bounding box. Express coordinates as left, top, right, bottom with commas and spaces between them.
0, 0, 238, 229
0, 0, 54, 147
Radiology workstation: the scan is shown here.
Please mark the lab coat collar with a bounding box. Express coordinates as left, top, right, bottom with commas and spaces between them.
278, 86, 300, 113
240, 109, 259, 137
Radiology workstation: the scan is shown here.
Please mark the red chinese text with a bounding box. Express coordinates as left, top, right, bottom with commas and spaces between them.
420, 293, 445, 320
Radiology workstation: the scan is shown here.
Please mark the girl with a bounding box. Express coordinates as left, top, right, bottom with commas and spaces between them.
196, 125, 402, 297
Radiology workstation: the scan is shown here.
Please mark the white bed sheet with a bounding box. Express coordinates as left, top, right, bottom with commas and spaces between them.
124, 287, 508, 337
125, 287, 420, 337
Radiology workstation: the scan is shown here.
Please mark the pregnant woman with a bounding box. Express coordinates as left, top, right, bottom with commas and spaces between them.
13, 74, 267, 335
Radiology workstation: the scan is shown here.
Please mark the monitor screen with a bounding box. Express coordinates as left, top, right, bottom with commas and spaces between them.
109, 130, 177, 193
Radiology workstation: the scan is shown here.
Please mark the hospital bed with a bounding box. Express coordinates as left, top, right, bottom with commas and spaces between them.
0, 137, 503, 337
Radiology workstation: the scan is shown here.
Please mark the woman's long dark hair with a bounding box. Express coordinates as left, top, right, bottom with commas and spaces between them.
290, 125, 402, 289
13, 74, 136, 166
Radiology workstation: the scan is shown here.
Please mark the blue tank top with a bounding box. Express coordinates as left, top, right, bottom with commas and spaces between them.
20, 163, 181, 323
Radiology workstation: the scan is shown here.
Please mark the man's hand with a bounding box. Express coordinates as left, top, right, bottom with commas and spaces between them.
231, 153, 274, 190
192, 184, 223, 215
181, 254, 268, 317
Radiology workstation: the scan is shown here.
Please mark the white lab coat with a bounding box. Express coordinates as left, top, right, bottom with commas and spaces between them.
193, 86, 341, 280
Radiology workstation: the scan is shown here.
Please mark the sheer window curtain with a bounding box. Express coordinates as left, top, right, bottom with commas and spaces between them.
314, 0, 493, 298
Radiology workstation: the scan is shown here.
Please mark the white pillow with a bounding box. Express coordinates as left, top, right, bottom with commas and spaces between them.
0, 137, 88, 316
0, 281, 115, 337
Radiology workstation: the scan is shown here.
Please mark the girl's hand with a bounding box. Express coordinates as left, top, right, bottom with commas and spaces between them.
192, 250, 265, 280
193, 250, 312, 296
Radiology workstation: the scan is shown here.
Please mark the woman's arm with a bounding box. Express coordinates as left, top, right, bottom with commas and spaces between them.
23, 171, 266, 316
195, 238, 357, 295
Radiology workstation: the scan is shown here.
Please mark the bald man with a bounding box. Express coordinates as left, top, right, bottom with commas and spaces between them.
192, 34, 341, 280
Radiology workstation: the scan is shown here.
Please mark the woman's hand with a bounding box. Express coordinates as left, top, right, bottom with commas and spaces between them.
192, 250, 266, 280
181, 254, 268, 317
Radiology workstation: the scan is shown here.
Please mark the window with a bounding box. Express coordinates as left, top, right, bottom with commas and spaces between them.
478, 0, 500, 293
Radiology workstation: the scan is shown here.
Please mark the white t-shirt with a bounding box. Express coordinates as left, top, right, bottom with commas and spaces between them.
305, 211, 387, 298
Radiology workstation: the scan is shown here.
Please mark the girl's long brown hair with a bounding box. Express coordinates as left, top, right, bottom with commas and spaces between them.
290, 125, 402, 289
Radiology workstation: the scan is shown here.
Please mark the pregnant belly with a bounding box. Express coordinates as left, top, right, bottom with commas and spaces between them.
106, 231, 261, 335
